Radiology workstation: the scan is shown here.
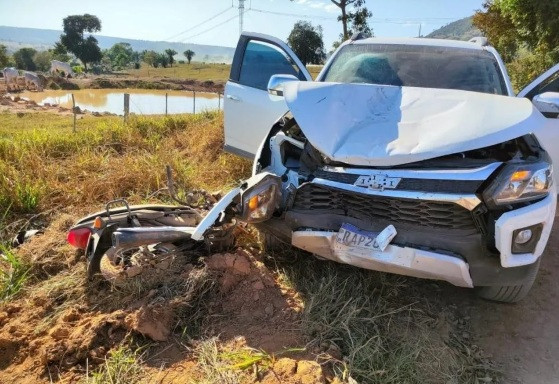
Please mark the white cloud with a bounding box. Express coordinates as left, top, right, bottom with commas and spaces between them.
295, 0, 338, 13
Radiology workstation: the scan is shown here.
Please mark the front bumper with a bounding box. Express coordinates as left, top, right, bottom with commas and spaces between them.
292, 230, 474, 287
279, 182, 557, 287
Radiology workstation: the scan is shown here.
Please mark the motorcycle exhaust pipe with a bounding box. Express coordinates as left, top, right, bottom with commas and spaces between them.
112, 226, 196, 249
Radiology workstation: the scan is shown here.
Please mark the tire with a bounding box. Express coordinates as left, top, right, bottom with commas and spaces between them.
99, 242, 177, 285
475, 259, 541, 303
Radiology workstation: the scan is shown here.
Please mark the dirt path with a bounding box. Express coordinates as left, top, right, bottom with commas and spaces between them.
453, 214, 559, 383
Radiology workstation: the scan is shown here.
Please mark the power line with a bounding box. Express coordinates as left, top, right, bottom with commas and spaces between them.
180, 12, 242, 42
248, 7, 460, 24
249, 7, 335, 21
164, 6, 234, 42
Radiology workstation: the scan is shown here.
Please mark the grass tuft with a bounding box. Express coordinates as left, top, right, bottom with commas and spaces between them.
0, 246, 29, 301
87, 345, 144, 384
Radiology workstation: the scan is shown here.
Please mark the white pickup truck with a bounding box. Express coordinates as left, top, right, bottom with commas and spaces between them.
221, 32, 559, 302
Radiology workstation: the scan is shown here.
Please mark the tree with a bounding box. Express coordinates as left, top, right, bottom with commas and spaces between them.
59, 14, 103, 71
106, 43, 135, 69
473, 0, 559, 90
474, 1, 559, 60
51, 42, 71, 62
183, 49, 195, 64
291, 0, 372, 43
13, 48, 37, 70
287, 21, 326, 65
154, 53, 169, 68
165, 49, 177, 67
142, 50, 158, 67
0, 45, 11, 68
33, 51, 53, 72
329, 0, 372, 40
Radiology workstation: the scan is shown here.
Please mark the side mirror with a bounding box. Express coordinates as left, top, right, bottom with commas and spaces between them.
267, 74, 299, 97
533, 92, 559, 116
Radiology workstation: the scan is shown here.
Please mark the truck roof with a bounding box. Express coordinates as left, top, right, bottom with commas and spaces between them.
352, 37, 488, 50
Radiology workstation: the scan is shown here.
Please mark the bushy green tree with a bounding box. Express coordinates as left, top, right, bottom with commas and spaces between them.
0, 45, 11, 68
59, 14, 103, 71
33, 50, 53, 72
473, 0, 559, 89
106, 42, 135, 69
13, 48, 37, 70
287, 21, 326, 65
142, 50, 158, 67
183, 49, 195, 64
51, 42, 71, 62
165, 49, 177, 67
156, 53, 169, 68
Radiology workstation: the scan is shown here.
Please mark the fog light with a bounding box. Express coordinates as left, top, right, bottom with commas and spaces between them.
514, 229, 532, 245
511, 224, 543, 254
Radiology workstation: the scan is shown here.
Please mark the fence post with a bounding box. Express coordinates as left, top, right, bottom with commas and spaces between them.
165, 92, 168, 116
71, 93, 76, 133
193, 90, 196, 114
124, 93, 130, 122
217, 92, 221, 110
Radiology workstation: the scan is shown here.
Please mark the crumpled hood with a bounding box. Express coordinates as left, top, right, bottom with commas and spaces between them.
283, 82, 547, 166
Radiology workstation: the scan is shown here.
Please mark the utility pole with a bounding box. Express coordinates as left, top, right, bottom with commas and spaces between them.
239, 0, 245, 36
418, 23, 422, 37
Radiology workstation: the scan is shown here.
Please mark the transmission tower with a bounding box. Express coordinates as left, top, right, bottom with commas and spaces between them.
239, 0, 245, 36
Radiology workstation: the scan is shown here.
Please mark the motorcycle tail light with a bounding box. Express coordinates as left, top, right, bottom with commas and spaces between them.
67, 228, 91, 249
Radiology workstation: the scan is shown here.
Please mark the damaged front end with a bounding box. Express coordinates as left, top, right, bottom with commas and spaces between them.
246, 109, 556, 293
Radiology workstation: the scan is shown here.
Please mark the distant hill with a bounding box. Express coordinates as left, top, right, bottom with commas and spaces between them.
426, 17, 482, 41
0, 25, 235, 63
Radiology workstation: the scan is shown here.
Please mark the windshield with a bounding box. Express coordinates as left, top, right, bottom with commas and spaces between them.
322, 44, 507, 95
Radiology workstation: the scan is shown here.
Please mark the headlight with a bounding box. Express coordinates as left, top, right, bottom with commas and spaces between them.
483, 162, 553, 207
239, 174, 281, 223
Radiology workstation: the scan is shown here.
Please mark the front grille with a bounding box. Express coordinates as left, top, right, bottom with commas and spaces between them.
292, 184, 477, 231
312, 169, 484, 193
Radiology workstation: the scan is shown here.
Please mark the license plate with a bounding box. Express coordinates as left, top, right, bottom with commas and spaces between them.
335, 223, 397, 251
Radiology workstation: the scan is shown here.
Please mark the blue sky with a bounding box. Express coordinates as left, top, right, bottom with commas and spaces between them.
0, 0, 485, 48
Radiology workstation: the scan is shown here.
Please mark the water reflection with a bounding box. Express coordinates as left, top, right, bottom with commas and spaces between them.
20, 88, 221, 115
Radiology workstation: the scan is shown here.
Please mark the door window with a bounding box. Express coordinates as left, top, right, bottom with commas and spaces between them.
238, 40, 304, 90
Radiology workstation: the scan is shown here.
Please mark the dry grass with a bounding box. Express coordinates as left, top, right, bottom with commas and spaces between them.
0, 111, 250, 222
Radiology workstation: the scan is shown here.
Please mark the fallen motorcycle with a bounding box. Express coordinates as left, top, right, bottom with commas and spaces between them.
67, 167, 279, 282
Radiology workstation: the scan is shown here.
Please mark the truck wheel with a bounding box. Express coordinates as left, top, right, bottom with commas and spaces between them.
475, 259, 541, 303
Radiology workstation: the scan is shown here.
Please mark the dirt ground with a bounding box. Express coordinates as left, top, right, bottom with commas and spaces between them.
461, 213, 559, 384
0, 74, 224, 95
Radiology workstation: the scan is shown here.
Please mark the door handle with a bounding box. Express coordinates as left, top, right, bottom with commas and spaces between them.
226, 94, 241, 101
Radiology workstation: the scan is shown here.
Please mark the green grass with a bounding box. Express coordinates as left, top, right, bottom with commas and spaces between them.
272, 255, 497, 384
0, 245, 29, 301
87, 345, 144, 384
123, 63, 231, 82
120, 62, 323, 82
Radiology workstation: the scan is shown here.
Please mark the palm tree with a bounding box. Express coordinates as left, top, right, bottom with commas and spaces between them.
164, 49, 177, 67
183, 49, 195, 64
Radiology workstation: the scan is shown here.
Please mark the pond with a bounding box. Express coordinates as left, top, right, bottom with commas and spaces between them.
19, 88, 221, 115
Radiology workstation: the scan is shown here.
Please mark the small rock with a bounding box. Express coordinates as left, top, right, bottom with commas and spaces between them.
224, 253, 236, 268
253, 292, 260, 301
252, 280, 265, 290
296, 360, 324, 384
232, 255, 251, 275
264, 305, 274, 316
